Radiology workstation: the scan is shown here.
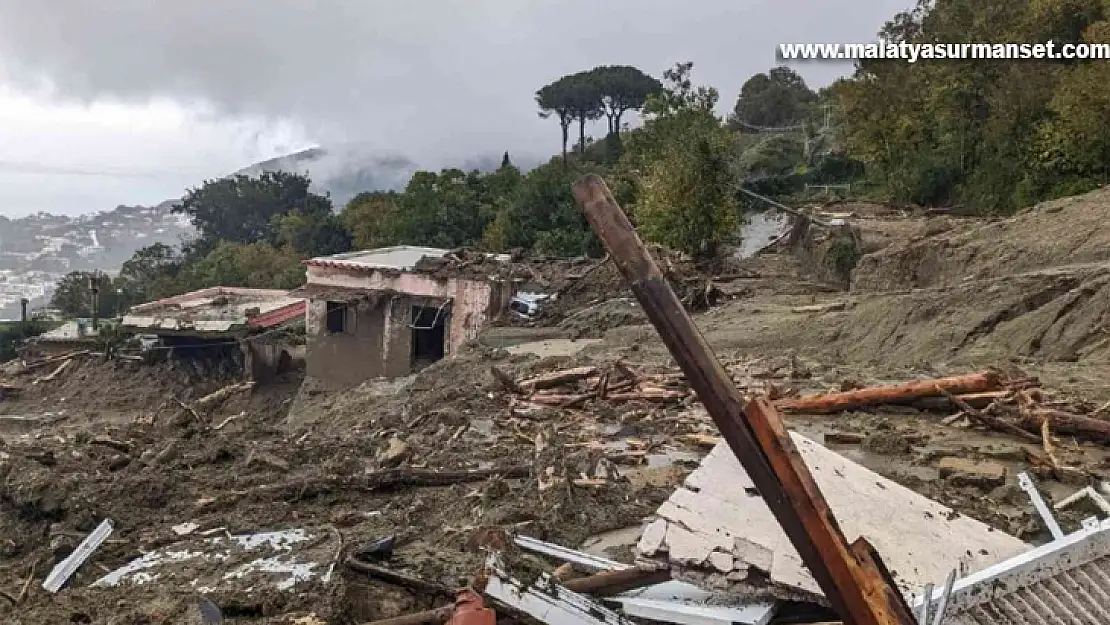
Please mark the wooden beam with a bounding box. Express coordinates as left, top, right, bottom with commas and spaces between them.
561, 565, 672, 597
775, 372, 1002, 415
572, 174, 916, 625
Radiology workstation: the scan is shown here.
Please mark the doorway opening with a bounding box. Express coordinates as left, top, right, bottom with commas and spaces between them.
411, 304, 448, 371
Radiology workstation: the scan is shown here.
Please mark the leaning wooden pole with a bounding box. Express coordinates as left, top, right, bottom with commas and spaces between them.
571, 174, 916, 625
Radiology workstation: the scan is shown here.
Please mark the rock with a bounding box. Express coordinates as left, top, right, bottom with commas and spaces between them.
107, 455, 131, 471
938, 457, 1007, 488
824, 432, 865, 445
862, 432, 913, 456
376, 436, 410, 468
978, 443, 1028, 463
245, 449, 291, 472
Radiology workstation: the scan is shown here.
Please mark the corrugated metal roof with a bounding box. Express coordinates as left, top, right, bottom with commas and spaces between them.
920, 518, 1110, 625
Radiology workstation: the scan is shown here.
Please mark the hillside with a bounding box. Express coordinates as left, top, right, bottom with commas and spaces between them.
233, 146, 419, 208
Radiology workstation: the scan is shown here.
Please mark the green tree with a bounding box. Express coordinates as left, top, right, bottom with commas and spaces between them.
637, 124, 737, 260
175, 171, 333, 252
272, 209, 352, 257
537, 81, 576, 162
590, 65, 662, 138
50, 272, 123, 318
737, 134, 806, 180
627, 62, 737, 260
485, 159, 602, 257
116, 243, 186, 307
565, 72, 605, 157
831, 0, 1110, 210
184, 243, 305, 291
729, 67, 817, 130
342, 191, 400, 249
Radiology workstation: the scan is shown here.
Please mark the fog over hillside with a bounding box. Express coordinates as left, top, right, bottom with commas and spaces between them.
235, 146, 542, 208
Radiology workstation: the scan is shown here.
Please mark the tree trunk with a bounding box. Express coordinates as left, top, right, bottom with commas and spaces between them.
561, 122, 569, 164
578, 116, 587, 155
775, 372, 1003, 415
614, 109, 625, 138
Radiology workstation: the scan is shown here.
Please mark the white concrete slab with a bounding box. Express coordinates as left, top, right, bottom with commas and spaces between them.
637, 434, 1030, 603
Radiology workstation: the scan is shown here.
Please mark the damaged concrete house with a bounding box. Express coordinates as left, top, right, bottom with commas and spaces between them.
294, 246, 516, 389
120, 287, 306, 381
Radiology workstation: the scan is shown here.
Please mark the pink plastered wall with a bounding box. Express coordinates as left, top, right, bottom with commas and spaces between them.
306, 265, 495, 355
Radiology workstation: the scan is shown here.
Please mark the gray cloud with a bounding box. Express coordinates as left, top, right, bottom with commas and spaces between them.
0, 0, 913, 168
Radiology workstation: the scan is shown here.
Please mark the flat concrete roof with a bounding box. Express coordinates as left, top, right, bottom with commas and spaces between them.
305, 246, 511, 273
121, 287, 305, 335
309, 246, 452, 271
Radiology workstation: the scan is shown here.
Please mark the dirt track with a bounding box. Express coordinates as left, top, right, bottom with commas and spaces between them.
4, 190, 1110, 622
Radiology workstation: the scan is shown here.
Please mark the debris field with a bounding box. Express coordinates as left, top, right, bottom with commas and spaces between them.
4, 189, 1110, 623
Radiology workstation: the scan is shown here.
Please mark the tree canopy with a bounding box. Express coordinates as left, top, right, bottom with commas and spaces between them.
632, 62, 738, 260
175, 170, 334, 253
833, 0, 1110, 210
537, 65, 661, 160
729, 67, 817, 130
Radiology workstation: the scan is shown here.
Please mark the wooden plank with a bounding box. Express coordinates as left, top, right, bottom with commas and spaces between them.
572, 174, 916, 625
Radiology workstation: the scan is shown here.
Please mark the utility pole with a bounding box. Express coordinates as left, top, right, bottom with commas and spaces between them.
572, 174, 916, 625
89, 272, 102, 332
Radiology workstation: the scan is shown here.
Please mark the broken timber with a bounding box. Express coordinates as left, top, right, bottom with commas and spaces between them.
572, 174, 916, 625
775, 372, 1003, 415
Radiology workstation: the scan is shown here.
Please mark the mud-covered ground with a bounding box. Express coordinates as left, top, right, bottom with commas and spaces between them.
5, 190, 1110, 623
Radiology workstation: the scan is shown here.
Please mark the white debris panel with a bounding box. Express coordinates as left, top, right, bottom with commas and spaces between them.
94, 527, 337, 593
636, 434, 1030, 603
920, 517, 1110, 625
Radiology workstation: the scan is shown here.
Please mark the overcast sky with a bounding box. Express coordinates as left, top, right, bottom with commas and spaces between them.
0, 0, 912, 217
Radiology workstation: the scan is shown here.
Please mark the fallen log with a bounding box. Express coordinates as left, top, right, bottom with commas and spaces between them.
23, 350, 90, 370
345, 556, 454, 598
526, 393, 594, 408
561, 565, 671, 597
248, 465, 533, 501
34, 359, 73, 384
518, 366, 598, 391
196, 381, 256, 408
909, 391, 1013, 412
607, 389, 687, 403
775, 372, 1002, 415
1019, 409, 1110, 444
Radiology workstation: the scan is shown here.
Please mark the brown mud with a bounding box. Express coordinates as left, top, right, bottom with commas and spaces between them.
4, 191, 1110, 622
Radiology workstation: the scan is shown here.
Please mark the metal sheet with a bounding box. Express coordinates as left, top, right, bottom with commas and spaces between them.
484, 555, 632, 625
915, 518, 1110, 625
43, 518, 114, 593
1018, 473, 1065, 540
